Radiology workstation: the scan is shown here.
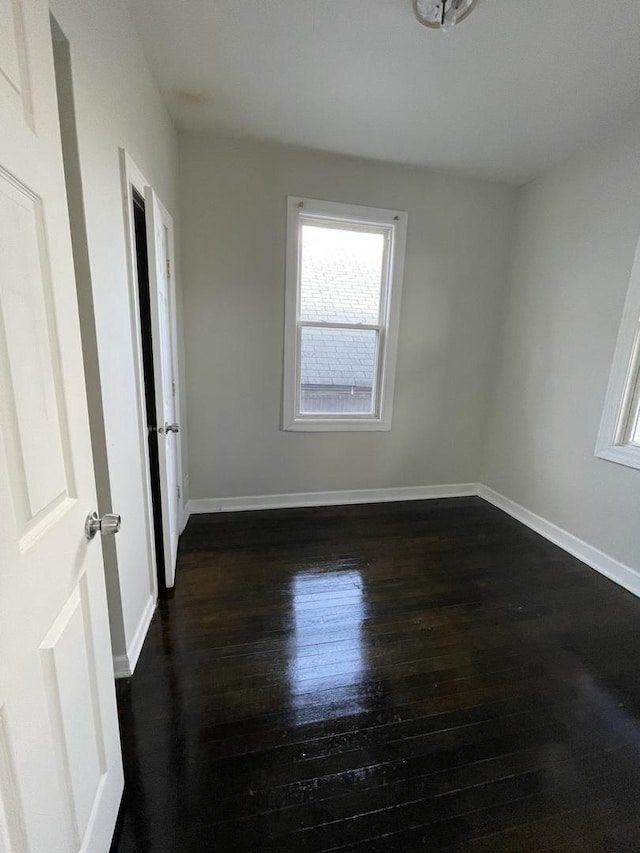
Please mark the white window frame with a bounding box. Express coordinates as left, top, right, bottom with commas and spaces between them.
283, 196, 408, 432
595, 233, 640, 470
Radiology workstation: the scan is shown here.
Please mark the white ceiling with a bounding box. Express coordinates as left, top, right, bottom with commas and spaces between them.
127, 0, 640, 184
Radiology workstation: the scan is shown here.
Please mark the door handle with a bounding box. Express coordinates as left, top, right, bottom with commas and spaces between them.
85, 512, 121, 541
148, 424, 179, 434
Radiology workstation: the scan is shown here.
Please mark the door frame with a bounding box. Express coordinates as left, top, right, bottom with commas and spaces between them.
119, 149, 184, 590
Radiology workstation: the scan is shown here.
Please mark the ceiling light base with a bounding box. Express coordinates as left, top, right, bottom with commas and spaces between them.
413, 0, 479, 31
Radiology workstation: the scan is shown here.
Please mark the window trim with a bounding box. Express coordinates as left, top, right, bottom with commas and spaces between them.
283, 196, 408, 432
595, 234, 640, 470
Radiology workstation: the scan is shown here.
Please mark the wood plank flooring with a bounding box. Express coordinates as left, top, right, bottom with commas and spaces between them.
110, 497, 640, 852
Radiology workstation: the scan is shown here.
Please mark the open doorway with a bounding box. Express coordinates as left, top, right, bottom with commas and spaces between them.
121, 152, 183, 593
131, 190, 168, 596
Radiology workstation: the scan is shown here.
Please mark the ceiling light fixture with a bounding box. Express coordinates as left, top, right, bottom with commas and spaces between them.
413, 0, 478, 32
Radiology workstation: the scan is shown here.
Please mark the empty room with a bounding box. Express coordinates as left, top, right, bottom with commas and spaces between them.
2, 0, 640, 851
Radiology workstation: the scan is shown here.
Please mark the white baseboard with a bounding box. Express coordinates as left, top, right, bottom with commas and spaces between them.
185, 483, 479, 516
180, 502, 190, 533
478, 484, 640, 599
113, 594, 156, 679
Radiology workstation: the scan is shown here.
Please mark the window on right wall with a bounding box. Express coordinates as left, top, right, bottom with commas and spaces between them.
595, 236, 640, 470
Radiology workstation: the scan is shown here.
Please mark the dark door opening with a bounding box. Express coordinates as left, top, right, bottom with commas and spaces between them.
132, 190, 168, 597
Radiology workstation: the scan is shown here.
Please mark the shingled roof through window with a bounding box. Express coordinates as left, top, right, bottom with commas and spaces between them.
300, 226, 383, 389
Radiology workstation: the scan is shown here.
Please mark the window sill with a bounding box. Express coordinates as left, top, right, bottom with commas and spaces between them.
595, 444, 640, 471
284, 417, 392, 432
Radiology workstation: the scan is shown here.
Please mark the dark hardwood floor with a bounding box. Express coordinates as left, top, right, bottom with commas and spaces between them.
110, 497, 640, 852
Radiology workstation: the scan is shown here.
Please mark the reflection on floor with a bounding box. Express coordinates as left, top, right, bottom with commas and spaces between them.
110, 497, 640, 852
288, 569, 368, 725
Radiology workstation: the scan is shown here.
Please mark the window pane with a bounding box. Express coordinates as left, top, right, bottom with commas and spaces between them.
627, 345, 640, 445
631, 396, 640, 444
300, 326, 377, 415
300, 225, 385, 324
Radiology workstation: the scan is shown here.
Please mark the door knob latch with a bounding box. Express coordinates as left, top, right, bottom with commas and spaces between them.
165, 422, 180, 433
85, 512, 122, 541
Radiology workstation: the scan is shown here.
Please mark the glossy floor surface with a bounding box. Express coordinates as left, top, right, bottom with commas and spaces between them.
111, 498, 640, 852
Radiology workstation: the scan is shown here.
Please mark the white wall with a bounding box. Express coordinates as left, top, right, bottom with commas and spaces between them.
50, 0, 184, 667
483, 112, 640, 573
179, 134, 516, 501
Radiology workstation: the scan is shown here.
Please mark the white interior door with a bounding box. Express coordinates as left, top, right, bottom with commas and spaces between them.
0, 0, 123, 850
145, 188, 182, 588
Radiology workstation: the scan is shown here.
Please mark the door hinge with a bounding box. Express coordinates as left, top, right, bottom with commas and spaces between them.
171, 379, 176, 397
177, 484, 181, 500
166, 259, 171, 278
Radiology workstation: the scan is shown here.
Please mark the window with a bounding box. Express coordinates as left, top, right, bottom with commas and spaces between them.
283, 197, 407, 431
595, 236, 640, 470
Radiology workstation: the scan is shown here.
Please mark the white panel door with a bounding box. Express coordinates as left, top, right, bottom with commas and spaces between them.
145, 188, 182, 588
0, 0, 123, 851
